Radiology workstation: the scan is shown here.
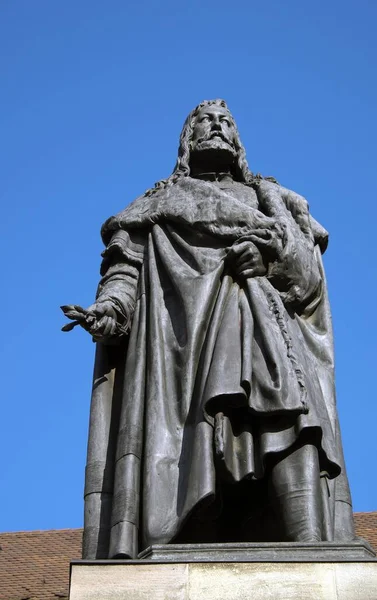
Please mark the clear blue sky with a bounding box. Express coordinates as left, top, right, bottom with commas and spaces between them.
0, 1, 376, 532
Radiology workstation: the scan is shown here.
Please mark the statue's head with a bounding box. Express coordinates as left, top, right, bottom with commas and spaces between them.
176, 99, 251, 181
188, 101, 238, 161
146, 99, 254, 196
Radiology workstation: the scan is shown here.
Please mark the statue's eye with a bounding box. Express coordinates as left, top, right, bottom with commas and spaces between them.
221, 118, 231, 126
200, 116, 210, 123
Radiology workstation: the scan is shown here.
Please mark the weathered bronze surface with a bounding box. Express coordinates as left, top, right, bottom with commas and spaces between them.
63, 100, 355, 559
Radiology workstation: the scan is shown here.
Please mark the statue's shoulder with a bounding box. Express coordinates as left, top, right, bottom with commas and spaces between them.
100, 177, 194, 244
101, 191, 156, 245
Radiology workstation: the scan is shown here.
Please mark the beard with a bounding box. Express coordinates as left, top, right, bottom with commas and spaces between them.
190, 134, 238, 177
191, 132, 237, 158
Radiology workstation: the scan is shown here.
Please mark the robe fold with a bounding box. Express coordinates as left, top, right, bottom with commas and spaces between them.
82, 177, 354, 559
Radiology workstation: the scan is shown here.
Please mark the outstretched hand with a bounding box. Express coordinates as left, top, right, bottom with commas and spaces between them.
61, 301, 124, 342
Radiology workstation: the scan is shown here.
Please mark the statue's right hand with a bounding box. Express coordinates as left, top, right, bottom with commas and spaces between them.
85, 301, 118, 341
61, 301, 119, 341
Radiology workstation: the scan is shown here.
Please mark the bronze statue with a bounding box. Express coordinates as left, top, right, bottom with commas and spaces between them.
63, 99, 355, 559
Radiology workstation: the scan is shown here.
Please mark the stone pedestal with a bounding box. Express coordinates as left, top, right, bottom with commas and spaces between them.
69, 543, 377, 600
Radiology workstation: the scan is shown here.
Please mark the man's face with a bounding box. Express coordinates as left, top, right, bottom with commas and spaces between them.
190, 105, 237, 156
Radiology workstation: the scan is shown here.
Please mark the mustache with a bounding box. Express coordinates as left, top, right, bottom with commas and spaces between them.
196, 130, 235, 148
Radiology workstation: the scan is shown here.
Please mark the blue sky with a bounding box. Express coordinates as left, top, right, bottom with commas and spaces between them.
0, 1, 376, 532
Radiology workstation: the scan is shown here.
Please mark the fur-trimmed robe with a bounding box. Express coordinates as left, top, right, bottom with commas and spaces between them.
82, 177, 354, 559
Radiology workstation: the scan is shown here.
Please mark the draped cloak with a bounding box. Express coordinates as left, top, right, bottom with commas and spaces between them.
82, 177, 354, 559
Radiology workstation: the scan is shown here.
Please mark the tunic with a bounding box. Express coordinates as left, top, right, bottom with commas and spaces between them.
82, 177, 354, 558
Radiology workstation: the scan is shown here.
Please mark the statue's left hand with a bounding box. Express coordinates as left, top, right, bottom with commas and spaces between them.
227, 241, 267, 280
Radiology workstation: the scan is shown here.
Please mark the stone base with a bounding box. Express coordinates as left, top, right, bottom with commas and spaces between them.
70, 558, 377, 600
139, 540, 376, 561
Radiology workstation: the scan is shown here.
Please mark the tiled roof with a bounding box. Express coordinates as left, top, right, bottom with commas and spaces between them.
354, 511, 377, 552
0, 514, 376, 600
0, 529, 82, 600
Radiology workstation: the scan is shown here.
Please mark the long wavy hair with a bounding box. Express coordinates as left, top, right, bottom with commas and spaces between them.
145, 99, 259, 197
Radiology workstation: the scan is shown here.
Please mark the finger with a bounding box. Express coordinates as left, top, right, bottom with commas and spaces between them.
239, 265, 267, 279
87, 319, 101, 337
240, 230, 272, 243
248, 231, 274, 244
103, 317, 116, 337
238, 269, 257, 280
109, 318, 118, 337
236, 250, 260, 268
227, 241, 252, 258
94, 315, 110, 333
92, 321, 117, 342
94, 316, 117, 338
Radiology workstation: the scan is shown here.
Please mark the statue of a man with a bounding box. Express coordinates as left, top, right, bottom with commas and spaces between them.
63, 99, 355, 559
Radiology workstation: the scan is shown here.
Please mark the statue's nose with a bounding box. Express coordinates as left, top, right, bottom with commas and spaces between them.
211, 120, 221, 131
